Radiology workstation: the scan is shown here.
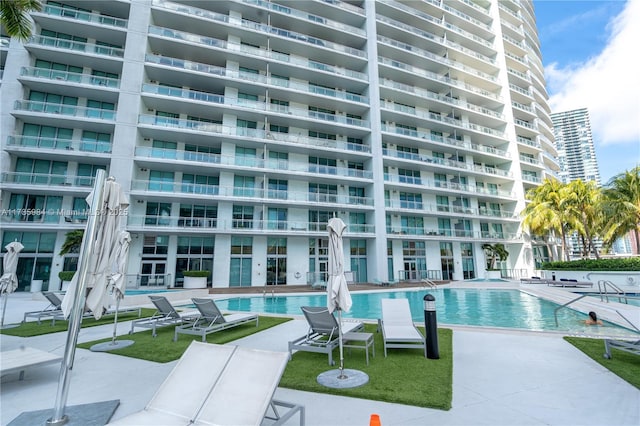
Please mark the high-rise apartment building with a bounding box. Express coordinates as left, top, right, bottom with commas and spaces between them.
551, 107, 602, 259
551, 108, 601, 186
0, 0, 558, 291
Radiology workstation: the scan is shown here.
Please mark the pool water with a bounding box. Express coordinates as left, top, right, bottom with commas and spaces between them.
215, 288, 636, 337
125, 289, 169, 295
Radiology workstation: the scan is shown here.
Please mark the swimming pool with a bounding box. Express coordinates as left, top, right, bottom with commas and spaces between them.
125, 288, 169, 295
214, 288, 635, 337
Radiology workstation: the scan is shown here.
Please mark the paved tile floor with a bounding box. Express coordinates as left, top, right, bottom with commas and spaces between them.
1, 291, 638, 425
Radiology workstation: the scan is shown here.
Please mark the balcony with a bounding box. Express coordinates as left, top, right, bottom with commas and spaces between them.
13, 100, 115, 120
5, 136, 112, 163
126, 214, 374, 234
1, 172, 95, 195
130, 180, 374, 207
41, 3, 127, 28
378, 56, 502, 103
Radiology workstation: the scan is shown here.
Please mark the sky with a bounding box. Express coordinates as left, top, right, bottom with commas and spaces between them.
533, 0, 640, 184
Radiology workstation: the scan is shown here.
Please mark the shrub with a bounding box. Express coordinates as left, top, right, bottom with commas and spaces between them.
182, 270, 210, 278
58, 271, 76, 281
541, 258, 640, 271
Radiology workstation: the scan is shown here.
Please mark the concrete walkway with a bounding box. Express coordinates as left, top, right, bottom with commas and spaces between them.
1, 291, 638, 425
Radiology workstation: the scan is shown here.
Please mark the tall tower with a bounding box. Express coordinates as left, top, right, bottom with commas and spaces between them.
0, 0, 559, 290
551, 108, 601, 186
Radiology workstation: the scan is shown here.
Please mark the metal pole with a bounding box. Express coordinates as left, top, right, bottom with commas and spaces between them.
110, 296, 120, 345
48, 170, 106, 426
337, 308, 347, 379
1, 292, 8, 327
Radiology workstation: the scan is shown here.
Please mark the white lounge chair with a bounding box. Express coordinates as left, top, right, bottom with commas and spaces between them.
0, 347, 62, 381
288, 306, 363, 365
108, 341, 304, 426
173, 298, 258, 342
130, 295, 197, 337
378, 298, 426, 357
604, 338, 640, 359
23, 291, 64, 324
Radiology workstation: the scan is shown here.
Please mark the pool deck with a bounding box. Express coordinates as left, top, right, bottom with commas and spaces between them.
1, 282, 639, 425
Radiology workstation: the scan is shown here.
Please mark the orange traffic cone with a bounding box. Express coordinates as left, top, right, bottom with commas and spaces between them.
370, 413, 381, 426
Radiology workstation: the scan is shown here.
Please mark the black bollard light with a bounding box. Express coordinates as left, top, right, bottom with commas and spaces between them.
423, 294, 439, 359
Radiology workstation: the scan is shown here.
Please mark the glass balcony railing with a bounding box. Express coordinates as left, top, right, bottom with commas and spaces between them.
27, 35, 124, 58
20, 67, 120, 88
379, 56, 501, 101
13, 100, 116, 120
6, 135, 112, 153
1, 172, 95, 187
42, 4, 127, 27
142, 62, 368, 104
137, 116, 371, 154
380, 78, 503, 120
128, 214, 374, 233
238, 0, 365, 35
131, 181, 375, 206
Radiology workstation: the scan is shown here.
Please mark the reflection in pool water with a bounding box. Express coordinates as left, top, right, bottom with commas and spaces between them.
215, 288, 636, 337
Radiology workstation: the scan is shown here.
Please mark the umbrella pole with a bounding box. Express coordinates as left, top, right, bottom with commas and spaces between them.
1, 292, 8, 327
110, 297, 121, 345
337, 309, 347, 379
48, 170, 106, 426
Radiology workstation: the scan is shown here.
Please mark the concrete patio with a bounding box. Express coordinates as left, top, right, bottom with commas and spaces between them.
1, 290, 638, 425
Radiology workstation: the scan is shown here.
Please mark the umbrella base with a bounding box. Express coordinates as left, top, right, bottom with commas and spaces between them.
90, 340, 135, 352
317, 368, 369, 389
8, 399, 119, 426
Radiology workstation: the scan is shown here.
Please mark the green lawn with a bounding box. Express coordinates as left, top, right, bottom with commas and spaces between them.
564, 336, 640, 389
280, 325, 453, 411
0, 308, 156, 337
77, 316, 292, 363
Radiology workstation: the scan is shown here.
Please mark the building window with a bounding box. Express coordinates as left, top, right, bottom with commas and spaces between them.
233, 175, 255, 197
230, 237, 252, 287
350, 239, 367, 283
232, 205, 254, 229
22, 123, 73, 149
267, 208, 287, 230
176, 236, 214, 286
178, 204, 217, 228
149, 170, 174, 192
267, 238, 287, 285
145, 202, 171, 226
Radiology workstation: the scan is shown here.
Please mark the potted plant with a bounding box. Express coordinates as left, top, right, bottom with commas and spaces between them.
58, 271, 76, 291
182, 270, 209, 289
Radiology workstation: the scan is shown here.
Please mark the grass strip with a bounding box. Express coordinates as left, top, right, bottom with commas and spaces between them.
77, 316, 291, 363
280, 325, 453, 410
0, 308, 156, 337
564, 336, 640, 389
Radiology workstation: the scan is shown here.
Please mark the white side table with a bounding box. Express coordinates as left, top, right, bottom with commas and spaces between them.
342, 331, 375, 365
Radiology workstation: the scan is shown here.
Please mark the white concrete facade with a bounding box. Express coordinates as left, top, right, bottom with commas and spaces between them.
0, 0, 559, 290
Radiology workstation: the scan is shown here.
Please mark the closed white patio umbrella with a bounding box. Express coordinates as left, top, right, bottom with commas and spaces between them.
61, 176, 129, 319
0, 241, 24, 328
51, 170, 129, 424
326, 217, 352, 378
90, 230, 134, 351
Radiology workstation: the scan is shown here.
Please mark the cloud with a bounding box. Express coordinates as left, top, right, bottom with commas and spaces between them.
545, 0, 640, 147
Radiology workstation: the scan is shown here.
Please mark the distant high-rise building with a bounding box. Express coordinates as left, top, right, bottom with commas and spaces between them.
551, 108, 601, 186
551, 107, 603, 259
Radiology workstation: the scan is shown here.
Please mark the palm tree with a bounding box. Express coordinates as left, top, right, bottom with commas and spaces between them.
0, 0, 41, 41
59, 229, 84, 256
602, 167, 640, 253
562, 179, 602, 259
521, 178, 571, 261
481, 243, 509, 270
